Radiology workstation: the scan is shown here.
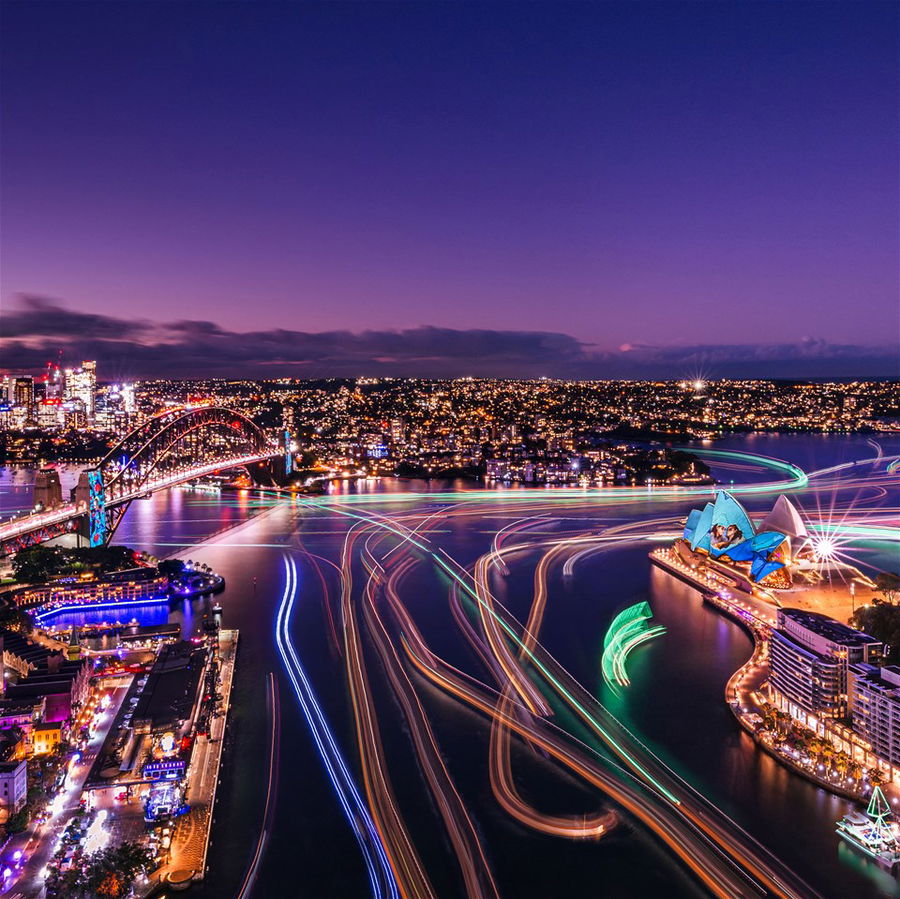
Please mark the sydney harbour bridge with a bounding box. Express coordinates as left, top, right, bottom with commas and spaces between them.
0, 406, 287, 555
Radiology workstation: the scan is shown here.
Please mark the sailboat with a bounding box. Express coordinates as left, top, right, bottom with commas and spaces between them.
837, 786, 900, 872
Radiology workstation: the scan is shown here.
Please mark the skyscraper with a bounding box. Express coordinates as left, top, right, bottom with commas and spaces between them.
120, 382, 135, 414
44, 364, 63, 399
64, 360, 97, 419
13, 377, 34, 410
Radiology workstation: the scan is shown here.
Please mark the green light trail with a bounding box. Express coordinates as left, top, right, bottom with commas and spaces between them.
291, 448, 808, 509
291, 495, 682, 804
601, 602, 666, 689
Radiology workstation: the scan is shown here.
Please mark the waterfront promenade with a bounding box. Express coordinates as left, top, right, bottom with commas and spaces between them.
148, 628, 238, 891
650, 547, 890, 805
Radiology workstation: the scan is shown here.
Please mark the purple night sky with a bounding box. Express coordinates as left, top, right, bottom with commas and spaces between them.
1, 2, 897, 379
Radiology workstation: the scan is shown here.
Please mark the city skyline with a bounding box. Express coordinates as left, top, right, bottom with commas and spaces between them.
0, 371, 898, 899
1, 4, 900, 898
2, 1, 898, 380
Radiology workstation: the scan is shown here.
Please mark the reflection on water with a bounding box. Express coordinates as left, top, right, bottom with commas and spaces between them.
42, 603, 170, 630
2, 434, 900, 898
38, 596, 207, 640
838, 840, 900, 896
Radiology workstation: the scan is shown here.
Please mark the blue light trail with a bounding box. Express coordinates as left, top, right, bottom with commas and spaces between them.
274, 555, 399, 899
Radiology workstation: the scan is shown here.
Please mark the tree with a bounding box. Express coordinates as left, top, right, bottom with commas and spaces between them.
12, 546, 64, 584
157, 558, 186, 579
48, 864, 87, 898
876, 572, 900, 604
0, 606, 33, 635
774, 710, 791, 737
85, 842, 154, 899
852, 602, 900, 661
5, 806, 29, 833
849, 761, 863, 784
95, 871, 125, 899
835, 751, 850, 778
12, 544, 139, 586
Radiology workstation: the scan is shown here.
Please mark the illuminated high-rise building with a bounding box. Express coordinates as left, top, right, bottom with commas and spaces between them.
13, 377, 34, 410
44, 364, 63, 399
770, 609, 880, 721
64, 360, 97, 419
120, 383, 136, 414
37, 399, 63, 429
62, 403, 87, 430
96, 382, 137, 430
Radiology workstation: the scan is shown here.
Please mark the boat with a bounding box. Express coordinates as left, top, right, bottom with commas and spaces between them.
836, 786, 900, 872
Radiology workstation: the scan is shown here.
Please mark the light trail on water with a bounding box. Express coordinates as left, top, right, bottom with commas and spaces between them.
274, 555, 400, 899
268, 448, 900, 897
236, 673, 280, 899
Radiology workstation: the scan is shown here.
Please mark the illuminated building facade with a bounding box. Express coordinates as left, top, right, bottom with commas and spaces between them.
13, 377, 34, 416
44, 364, 63, 399
95, 382, 136, 430
680, 491, 807, 586
770, 608, 880, 720
0, 760, 27, 814
32, 721, 62, 756
849, 664, 900, 769
63, 360, 97, 419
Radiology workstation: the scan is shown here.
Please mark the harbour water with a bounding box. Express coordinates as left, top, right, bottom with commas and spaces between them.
2, 433, 899, 898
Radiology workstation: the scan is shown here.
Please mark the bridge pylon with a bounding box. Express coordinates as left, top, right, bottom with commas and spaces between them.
0, 405, 281, 556
73, 470, 116, 546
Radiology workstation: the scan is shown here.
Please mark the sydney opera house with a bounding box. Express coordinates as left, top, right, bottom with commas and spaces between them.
677, 492, 813, 589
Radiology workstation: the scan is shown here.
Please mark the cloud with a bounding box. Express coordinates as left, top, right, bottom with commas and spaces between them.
609, 340, 900, 378
1, 295, 152, 340
1, 296, 896, 380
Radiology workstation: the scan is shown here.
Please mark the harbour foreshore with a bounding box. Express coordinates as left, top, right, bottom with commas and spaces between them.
141, 628, 239, 894
649, 548, 894, 804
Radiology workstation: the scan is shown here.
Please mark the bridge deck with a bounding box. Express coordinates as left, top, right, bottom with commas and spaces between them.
0, 452, 278, 549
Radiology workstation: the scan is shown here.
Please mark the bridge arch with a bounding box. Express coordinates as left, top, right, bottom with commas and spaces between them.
0, 405, 281, 554
98, 406, 273, 497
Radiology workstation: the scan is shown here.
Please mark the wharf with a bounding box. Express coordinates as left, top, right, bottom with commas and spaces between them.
144, 628, 239, 892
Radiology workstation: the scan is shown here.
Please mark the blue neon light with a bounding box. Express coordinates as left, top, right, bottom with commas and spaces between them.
87, 470, 108, 547
34, 595, 170, 622
283, 430, 292, 478
275, 555, 398, 899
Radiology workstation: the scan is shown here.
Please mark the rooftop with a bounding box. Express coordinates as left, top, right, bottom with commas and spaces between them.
851, 662, 900, 690
131, 641, 206, 732
780, 607, 880, 648
0, 700, 41, 716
